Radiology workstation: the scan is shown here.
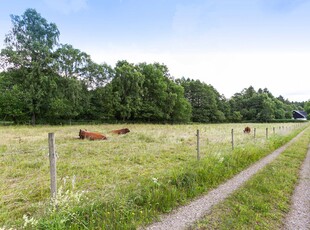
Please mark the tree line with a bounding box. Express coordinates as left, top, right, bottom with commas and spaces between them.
0, 9, 308, 125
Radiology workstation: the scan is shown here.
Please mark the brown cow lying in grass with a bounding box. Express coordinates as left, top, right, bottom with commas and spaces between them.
111, 128, 130, 135
243, 126, 251, 134
79, 129, 107, 140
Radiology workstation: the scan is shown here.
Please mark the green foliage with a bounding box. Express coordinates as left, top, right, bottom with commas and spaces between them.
178, 78, 228, 123
230, 86, 298, 122
0, 9, 307, 124
304, 100, 310, 120
0, 72, 30, 122
138, 62, 170, 121
89, 84, 116, 120
54, 44, 90, 79
1, 8, 60, 125
0, 9, 191, 124
111, 60, 145, 121
92, 61, 192, 123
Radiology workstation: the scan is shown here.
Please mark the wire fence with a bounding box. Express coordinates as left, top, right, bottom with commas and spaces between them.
46, 122, 308, 198
0, 122, 307, 202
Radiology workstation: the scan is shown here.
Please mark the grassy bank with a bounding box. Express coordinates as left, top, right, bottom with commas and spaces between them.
0, 123, 308, 229
191, 127, 310, 229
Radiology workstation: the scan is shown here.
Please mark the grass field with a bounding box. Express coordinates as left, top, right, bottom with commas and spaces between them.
0, 123, 308, 229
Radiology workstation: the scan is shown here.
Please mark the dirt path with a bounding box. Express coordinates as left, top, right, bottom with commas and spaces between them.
143, 132, 305, 230
282, 144, 310, 230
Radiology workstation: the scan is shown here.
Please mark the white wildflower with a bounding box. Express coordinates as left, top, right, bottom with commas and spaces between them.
50, 185, 87, 212
23, 214, 38, 228
152, 177, 160, 186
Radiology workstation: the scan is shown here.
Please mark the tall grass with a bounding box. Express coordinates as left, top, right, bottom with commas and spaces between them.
0, 123, 308, 229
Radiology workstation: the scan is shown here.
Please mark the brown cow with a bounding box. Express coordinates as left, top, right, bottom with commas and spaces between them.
79, 129, 107, 140
111, 128, 130, 135
243, 126, 251, 134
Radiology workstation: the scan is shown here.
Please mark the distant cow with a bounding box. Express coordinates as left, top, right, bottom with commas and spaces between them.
243, 126, 251, 134
79, 129, 107, 140
111, 128, 130, 135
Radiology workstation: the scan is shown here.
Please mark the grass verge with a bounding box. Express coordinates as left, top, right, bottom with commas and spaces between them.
191, 127, 310, 229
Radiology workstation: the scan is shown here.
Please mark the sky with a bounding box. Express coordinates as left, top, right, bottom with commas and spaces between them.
0, 0, 310, 102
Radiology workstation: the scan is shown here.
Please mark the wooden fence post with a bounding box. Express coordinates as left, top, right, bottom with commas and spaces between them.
48, 133, 57, 199
266, 128, 268, 139
196, 129, 200, 160
231, 129, 234, 150
254, 128, 256, 140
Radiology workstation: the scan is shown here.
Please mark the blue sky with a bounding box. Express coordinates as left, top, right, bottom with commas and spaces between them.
1, 0, 310, 102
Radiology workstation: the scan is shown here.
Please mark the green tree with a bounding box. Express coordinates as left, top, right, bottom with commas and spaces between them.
256, 94, 276, 122
178, 78, 225, 123
106, 62, 192, 123
52, 44, 103, 121
111, 60, 144, 121
168, 81, 192, 123
44, 75, 88, 122
54, 44, 90, 79
230, 86, 297, 122
0, 72, 30, 122
137, 62, 168, 121
83, 62, 113, 89
55, 44, 112, 88
135, 63, 191, 123
304, 100, 310, 120
1, 8, 60, 125
89, 83, 116, 121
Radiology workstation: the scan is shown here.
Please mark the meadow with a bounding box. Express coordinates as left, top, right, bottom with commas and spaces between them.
0, 123, 308, 229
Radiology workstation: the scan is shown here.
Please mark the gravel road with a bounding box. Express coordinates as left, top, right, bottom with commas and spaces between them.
283, 144, 310, 230
142, 131, 305, 230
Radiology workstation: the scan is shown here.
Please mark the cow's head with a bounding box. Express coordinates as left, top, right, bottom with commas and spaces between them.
79, 129, 86, 139
243, 127, 251, 133
124, 128, 130, 134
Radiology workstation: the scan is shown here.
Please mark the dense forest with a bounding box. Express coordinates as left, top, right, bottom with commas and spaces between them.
0, 9, 309, 125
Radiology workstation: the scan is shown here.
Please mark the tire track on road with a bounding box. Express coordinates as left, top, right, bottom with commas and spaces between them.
143, 131, 305, 230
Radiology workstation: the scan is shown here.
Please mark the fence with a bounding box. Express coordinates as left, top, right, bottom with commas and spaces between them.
46, 123, 307, 198
195, 123, 306, 161
48, 133, 57, 199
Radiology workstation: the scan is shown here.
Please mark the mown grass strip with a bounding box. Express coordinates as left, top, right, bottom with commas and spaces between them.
191, 127, 310, 230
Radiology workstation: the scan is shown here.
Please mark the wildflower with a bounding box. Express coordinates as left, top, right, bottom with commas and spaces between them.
23, 214, 38, 228
152, 177, 161, 186
50, 185, 87, 212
